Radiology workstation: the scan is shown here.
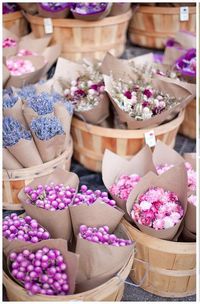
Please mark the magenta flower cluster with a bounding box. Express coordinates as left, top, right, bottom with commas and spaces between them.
79, 225, 132, 246
3, 213, 50, 243
109, 174, 141, 200
131, 187, 184, 230
24, 183, 76, 211
3, 37, 17, 48
9, 247, 69, 296
73, 185, 116, 207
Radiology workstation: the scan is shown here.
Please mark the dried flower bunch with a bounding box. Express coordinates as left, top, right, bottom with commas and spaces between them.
110, 77, 180, 121
30, 116, 64, 141
3, 116, 31, 147
64, 70, 105, 112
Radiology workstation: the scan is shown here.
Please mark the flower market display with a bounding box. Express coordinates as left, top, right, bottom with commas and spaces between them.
2, 2, 197, 302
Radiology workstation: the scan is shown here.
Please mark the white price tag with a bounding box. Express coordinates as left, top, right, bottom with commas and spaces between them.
144, 130, 156, 148
44, 18, 53, 34
180, 7, 189, 21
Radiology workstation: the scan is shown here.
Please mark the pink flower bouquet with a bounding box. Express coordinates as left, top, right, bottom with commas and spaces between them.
102, 145, 156, 213
126, 163, 188, 240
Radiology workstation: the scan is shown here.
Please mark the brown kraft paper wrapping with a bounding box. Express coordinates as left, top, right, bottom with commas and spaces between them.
18, 168, 79, 240
69, 198, 124, 236
19, 33, 52, 53
109, 3, 131, 16
55, 57, 110, 124
7, 138, 43, 168
6, 239, 79, 295
126, 163, 188, 240
153, 140, 185, 168
3, 98, 28, 128
102, 145, 157, 214
5, 55, 47, 88
3, 64, 10, 87
3, 147, 23, 169
183, 153, 196, 234
75, 223, 134, 292
182, 226, 196, 242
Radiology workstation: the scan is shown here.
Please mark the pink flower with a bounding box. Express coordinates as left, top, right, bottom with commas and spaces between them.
188, 194, 196, 206
143, 89, 152, 98
153, 219, 164, 230
109, 174, 141, 200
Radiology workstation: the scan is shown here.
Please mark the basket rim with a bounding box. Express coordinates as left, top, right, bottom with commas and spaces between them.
3, 138, 73, 180
3, 11, 23, 21
71, 110, 185, 138
133, 5, 196, 14
25, 9, 132, 28
123, 219, 196, 254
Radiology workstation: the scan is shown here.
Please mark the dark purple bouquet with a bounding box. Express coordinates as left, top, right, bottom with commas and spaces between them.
3, 3, 20, 14
38, 2, 70, 18
175, 48, 196, 81
71, 2, 112, 21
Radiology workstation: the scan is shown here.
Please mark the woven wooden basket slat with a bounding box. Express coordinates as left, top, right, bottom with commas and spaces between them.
25, 10, 132, 60
179, 99, 196, 139
3, 139, 73, 208
129, 6, 196, 49
71, 111, 185, 172
123, 220, 196, 298
3, 11, 29, 37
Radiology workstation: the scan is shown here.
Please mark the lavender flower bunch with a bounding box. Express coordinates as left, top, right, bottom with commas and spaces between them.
71, 3, 108, 15
30, 116, 64, 141
3, 90, 19, 108
17, 85, 36, 100
27, 91, 74, 116
3, 117, 31, 147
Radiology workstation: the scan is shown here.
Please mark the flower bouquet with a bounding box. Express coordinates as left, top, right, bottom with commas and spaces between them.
102, 53, 195, 129
56, 58, 109, 124
3, 116, 42, 168
3, 213, 50, 255
38, 2, 70, 19
71, 3, 112, 21
102, 145, 156, 213
175, 48, 196, 83
18, 168, 79, 240
126, 163, 188, 240
7, 239, 79, 296
75, 223, 134, 291
3, 28, 18, 58
69, 185, 124, 236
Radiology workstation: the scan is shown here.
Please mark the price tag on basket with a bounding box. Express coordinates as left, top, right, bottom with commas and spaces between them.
144, 130, 156, 148
180, 7, 189, 21
44, 18, 53, 34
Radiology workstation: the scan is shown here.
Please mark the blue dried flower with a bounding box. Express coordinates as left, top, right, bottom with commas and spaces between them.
3, 116, 31, 147
30, 116, 64, 140
3, 87, 14, 96
27, 92, 56, 115
3, 94, 18, 108
17, 85, 36, 100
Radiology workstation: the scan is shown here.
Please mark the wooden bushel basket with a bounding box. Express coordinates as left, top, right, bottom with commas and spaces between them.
179, 99, 196, 139
3, 223, 134, 301
3, 11, 29, 37
3, 139, 73, 209
71, 111, 185, 172
129, 5, 196, 49
25, 10, 132, 61
123, 220, 196, 298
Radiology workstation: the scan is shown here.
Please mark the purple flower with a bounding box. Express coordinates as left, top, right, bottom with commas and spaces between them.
30, 116, 64, 141
74, 89, 86, 97
124, 91, 132, 99
3, 3, 19, 14
39, 2, 70, 12
3, 117, 31, 147
71, 3, 108, 15
143, 89, 152, 98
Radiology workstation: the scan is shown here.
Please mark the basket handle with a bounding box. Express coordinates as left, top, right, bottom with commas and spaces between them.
117, 257, 149, 288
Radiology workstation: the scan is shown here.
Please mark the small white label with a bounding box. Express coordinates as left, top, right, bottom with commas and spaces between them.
180, 7, 189, 21
144, 130, 156, 148
44, 18, 53, 34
